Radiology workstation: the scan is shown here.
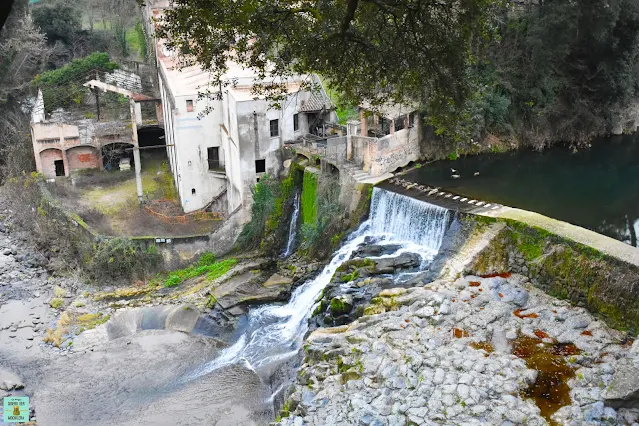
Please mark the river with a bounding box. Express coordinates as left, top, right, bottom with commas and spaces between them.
404, 133, 639, 246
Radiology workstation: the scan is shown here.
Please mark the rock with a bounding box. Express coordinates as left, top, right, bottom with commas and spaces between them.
373, 253, 420, 273
329, 295, 353, 316
0, 369, 24, 391
263, 273, 293, 287
603, 358, 639, 408
165, 304, 200, 333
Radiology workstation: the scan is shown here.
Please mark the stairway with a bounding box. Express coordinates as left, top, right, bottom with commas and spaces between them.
340, 161, 394, 184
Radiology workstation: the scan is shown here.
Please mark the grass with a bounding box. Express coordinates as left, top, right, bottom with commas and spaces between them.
44, 311, 110, 347
50, 298, 64, 309
163, 258, 238, 288
125, 27, 141, 57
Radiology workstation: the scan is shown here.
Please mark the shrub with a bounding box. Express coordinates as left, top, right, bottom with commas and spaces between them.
87, 238, 163, 283
197, 252, 216, 267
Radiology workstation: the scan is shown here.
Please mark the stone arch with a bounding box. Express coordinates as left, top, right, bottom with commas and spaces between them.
39, 148, 65, 178
101, 142, 135, 171
66, 145, 101, 172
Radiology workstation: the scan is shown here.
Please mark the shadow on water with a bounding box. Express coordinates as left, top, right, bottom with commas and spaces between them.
404, 133, 639, 246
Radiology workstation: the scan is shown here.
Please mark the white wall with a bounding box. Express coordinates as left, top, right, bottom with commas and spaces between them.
171, 94, 227, 213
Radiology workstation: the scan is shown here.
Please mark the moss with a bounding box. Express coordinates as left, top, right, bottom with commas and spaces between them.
206, 294, 217, 308
54, 286, 66, 298
336, 258, 376, 273
93, 286, 152, 301
50, 298, 64, 309
470, 217, 639, 333
301, 170, 318, 226
341, 270, 360, 283
329, 297, 350, 316
76, 312, 110, 329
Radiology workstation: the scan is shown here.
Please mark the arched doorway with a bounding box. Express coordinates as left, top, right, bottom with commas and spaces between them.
101, 142, 135, 171
39, 148, 65, 178
137, 125, 168, 172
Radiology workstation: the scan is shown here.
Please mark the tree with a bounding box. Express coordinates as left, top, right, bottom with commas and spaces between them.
32, 3, 82, 46
0, 0, 48, 178
154, 0, 499, 113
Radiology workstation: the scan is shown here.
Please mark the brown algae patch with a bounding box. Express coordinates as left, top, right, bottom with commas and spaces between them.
512, 335, 580, 425
469, 341, 494, 354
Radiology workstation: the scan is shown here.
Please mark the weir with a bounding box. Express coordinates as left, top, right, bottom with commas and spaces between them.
186, 188, 452, 380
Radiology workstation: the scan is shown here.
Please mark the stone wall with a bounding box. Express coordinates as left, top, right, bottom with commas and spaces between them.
466, 217, 639, 333
368, 126, 421, 176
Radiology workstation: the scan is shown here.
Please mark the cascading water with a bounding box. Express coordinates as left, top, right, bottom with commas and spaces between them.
186, 188, 451, 380
283, 191, 301, 257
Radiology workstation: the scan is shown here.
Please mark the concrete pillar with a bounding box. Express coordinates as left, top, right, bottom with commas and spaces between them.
130, 99, 144, 203
390, 119, 395, 136
58, 124, 70, 176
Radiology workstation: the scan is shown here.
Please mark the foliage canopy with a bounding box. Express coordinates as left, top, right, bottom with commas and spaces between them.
155, 0, 498, 111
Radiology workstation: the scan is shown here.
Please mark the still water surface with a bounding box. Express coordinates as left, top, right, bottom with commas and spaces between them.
404, 134, 639, 246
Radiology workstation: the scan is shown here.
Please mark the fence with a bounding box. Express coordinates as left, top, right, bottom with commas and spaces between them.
144, 202, 224, 224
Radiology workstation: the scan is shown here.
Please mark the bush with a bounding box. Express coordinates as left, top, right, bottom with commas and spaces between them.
87, 238, 163, 283
235, 174, 278, 250
197, 252, 216, 267
32, 52, 119, 112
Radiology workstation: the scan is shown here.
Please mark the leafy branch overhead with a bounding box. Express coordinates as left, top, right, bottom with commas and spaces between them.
154, 0, 498, 110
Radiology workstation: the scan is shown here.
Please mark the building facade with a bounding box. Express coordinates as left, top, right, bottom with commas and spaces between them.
148, 1, 335, 214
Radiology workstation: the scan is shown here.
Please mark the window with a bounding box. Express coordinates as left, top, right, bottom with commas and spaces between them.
207, 147, 224, 171
293, 114, 299, 132
270, 119, 279, 137
191, 188, 196, 195
409, 113, 415, 128
255, 159, 266, 173
186, 100, 194, 112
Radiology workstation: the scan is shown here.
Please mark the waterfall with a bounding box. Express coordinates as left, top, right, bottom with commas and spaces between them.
368, 187, 450, 251
283, 192, 301, 257
185, 188, 451, 380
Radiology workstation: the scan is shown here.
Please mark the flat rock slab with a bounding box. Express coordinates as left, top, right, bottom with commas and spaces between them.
603, 358, 639, 408
262, 273, 293, 287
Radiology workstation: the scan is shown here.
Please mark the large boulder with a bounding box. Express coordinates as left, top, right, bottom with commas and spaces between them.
373, 252, 420, 273
603, 357, 639, 408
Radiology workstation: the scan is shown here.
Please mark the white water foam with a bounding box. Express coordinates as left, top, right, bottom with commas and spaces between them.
185, 188, 451, 380
283, 191, 301, 257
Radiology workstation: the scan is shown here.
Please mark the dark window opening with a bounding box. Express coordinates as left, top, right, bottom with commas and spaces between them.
256, 178, 260, 183
207, 147, 224, 172
394, 115, 406, 132
270, 119, 279, 137
54, 160, 64, 177
186, 100, 194, 112
409, 113, 415, 128
255, 159, 266, 173
293, 114, 299, 132
191, 188, 196, 195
